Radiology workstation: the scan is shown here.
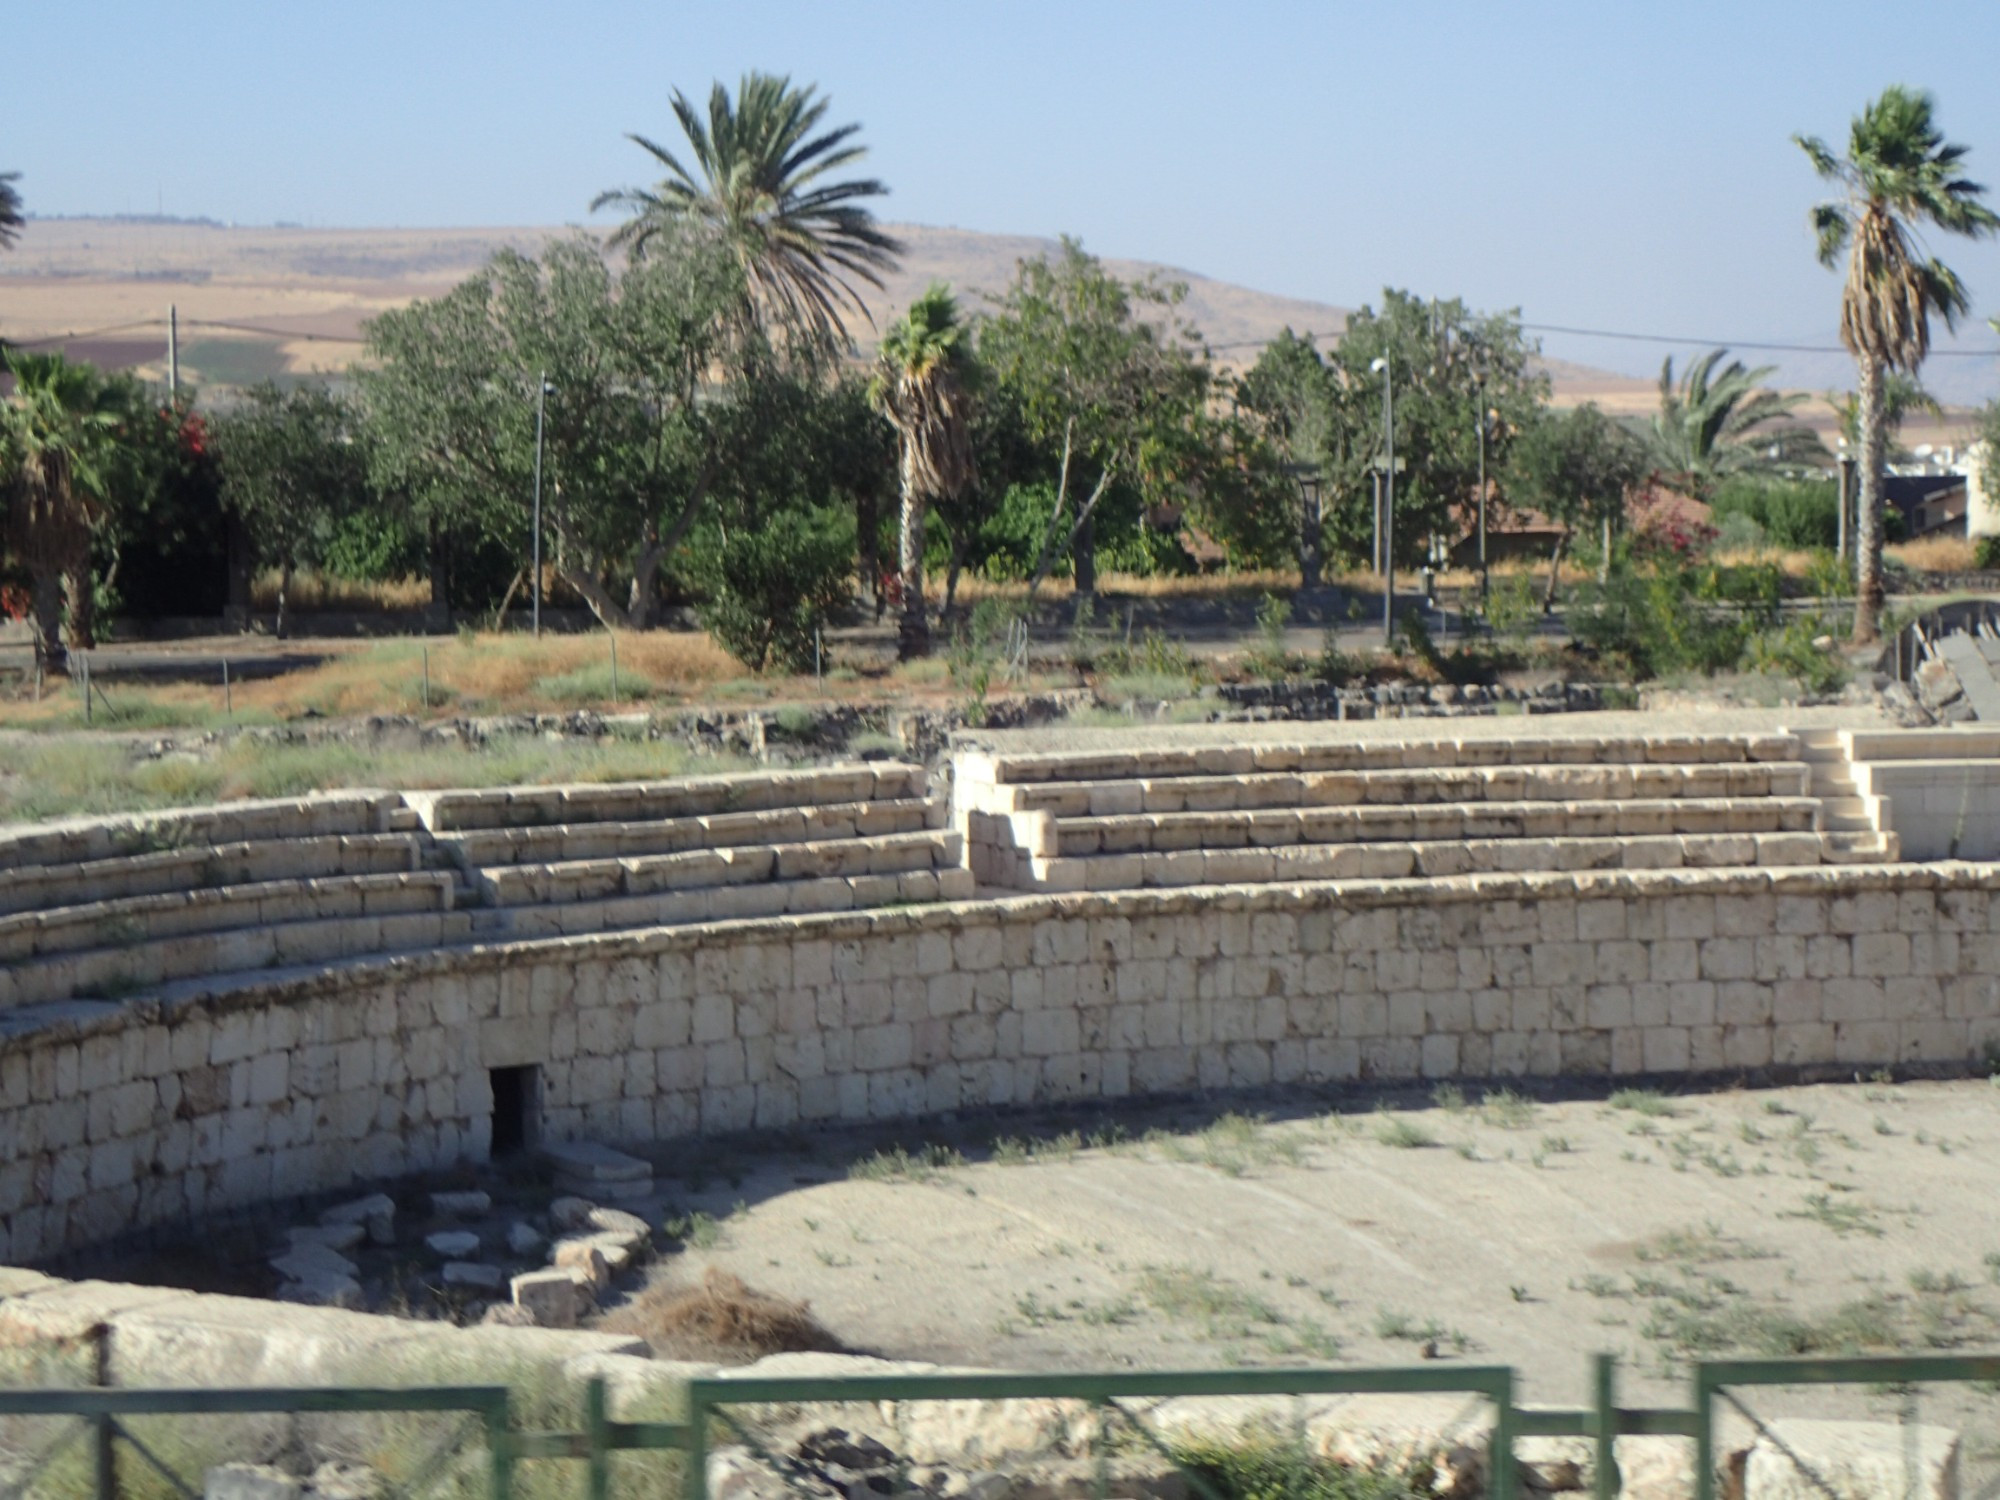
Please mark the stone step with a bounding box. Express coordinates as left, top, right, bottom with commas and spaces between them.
0, 871, 458, 969
406, 765, 926, 832
475, 831, 963, 907
482, 865, 976, 939
1818, 796, 1876, 831
1823, 830, 1902, 862
961, 733, 1800, 787
442, 798, 939, 869
1003, 762, 1811, 819
1020, 831, 1845, 891
0, 905, 480, 1011
1052, 797, 1821, 857
0, 833, 425, 917
0, 793, 400, 873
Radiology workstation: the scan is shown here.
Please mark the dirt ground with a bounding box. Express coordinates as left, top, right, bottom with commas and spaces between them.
623, 1075, 2000, 1410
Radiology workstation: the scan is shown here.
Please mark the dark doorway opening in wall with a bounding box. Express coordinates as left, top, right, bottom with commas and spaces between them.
490, 1065, 539, 1156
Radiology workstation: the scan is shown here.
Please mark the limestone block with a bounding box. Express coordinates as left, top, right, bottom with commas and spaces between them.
1739, 1419, 1958, 1500
284, 1222, 365, 1253
429, 1190, 491, 1217
424, 1230, 481, 1258
511, 1267, 590, 1327
554, 1240, 613, 1290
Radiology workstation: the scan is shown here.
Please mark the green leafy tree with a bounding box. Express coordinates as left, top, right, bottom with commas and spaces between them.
979, 237, 1209, 596
870, 284, 978, 659
683, 505, 855, 673
360, 234, 743, 629
1330, 292, 1548, 570
0, 172, 22, 252
0, 351, 122, 670
1796, 86, 1999, 641
1233, 330, 1348, 585
212, 383, 368, 639
592, 72, 901, 357
1645, 349, 1826, 500
1509, 403, 1648, 608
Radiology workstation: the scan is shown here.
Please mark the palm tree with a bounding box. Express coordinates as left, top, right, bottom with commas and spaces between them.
0, 352, 120, 672
1797, 86, 1999, 641
593, 73, 902, 356
1824, 372, 1942, 455
870, 285, 977, 660
1645, 348, 1826, 501
0, 172, 23, 251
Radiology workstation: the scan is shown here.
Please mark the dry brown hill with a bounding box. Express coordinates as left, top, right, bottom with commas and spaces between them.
0, 216, 1649, 409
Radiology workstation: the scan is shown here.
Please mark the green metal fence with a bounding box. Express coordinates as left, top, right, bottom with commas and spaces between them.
5, 1351, 1999, 1500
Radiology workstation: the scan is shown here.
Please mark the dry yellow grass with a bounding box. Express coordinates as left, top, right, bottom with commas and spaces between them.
249, 570, 431, 612
1888, 536, 1977, 573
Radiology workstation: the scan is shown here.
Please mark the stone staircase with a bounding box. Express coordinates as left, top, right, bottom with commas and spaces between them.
0, 765, 971, 1014
1793, 728, 1900, 863
958, 731, 1903, 893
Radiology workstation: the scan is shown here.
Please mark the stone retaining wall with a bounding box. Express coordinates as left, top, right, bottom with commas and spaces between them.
6, 864, 2000, 1263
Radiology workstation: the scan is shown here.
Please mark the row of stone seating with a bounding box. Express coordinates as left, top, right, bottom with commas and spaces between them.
0, 765, 967, 1011
956, 732, 1899, 892
409, 764, 968, 939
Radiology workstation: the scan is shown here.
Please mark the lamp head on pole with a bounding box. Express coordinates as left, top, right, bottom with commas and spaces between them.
1369, 357, 1388, 375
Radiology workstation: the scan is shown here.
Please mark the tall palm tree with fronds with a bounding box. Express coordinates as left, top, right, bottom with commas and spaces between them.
0, 172, 23, 251
593, 73, 902, 356
0, 352, 120, 672
870, 284, 977, 660
1824, 372, 1942, 455
1797, 86, 1999, 641
1645, 348, 1826, 502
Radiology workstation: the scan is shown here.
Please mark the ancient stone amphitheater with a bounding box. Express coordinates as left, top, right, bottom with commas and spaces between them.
4, 720, 1999, 1264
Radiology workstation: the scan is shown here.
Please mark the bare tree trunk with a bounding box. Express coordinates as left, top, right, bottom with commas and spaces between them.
1026, 454, 1117, 598
426, 517, 451, 629
1600, 514, 1612, 584
856, 487, 880, 611
556, 563, 632, 631
65, 561, 96, 650
276, 561, 293, 641
28, 564, 65, 676
1542, 530, 1570, 614
899, 479, 929, 660
626, 522, 667, 630
1073, 514, 1096, 598
1853, 355, 1887, 644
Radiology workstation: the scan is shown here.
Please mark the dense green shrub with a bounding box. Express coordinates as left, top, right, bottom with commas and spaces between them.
1173, 1438, 1433, 1500
1710, 477, 1839, 551
684, 505, 855, 673
1975, 535, 2000, 570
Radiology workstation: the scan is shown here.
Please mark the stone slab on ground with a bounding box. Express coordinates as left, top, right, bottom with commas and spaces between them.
1740, 1418, 1960, 1500
441, 1261, 506, 1292
543, 1141, 652, 1183
423, 1230, 480, 1258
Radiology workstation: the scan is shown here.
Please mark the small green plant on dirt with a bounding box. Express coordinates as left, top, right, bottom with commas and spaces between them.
1374, 1308, 1472, 1352
1608, 1088, 1680, 1118
848, 1143, 966, 1183
1478, 1088, 1538, 1129
947, 599, 1025, 727
1172, 1436, 1436, 1500
1371, 1111, 1435, 1149
1247, 593, 1294, 678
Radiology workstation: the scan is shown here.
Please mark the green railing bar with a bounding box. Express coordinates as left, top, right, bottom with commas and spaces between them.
1694, 1352, 2000, 1500
1698, 1355, 2000, 1387
684, 1364, 1514, 1406
1512, 1408, 1699, 1439
607, 1421, 694, 1451
0, 1386, 511, 1416
586, 1377, 609, 1500
1591, 1355, 1618, 1500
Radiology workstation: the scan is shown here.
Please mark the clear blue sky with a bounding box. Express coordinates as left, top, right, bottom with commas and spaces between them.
12, 0, 2000, 386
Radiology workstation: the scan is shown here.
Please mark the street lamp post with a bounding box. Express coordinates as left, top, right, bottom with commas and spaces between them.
531, 374, 552, 638
1371, 357, 1394, 643
1474, 375, 1490, 612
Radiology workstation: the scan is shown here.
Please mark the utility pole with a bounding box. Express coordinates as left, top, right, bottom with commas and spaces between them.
1475, 375, 1489, 612
531, 373, 548, 638
1372, 358, 1395, 644
168, 305, 179, 399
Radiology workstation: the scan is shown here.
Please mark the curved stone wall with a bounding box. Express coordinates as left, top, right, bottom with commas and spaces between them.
6, 861, 1999, 1263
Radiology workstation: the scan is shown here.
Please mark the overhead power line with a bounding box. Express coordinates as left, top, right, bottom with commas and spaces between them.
1205, 321, 2000, 359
